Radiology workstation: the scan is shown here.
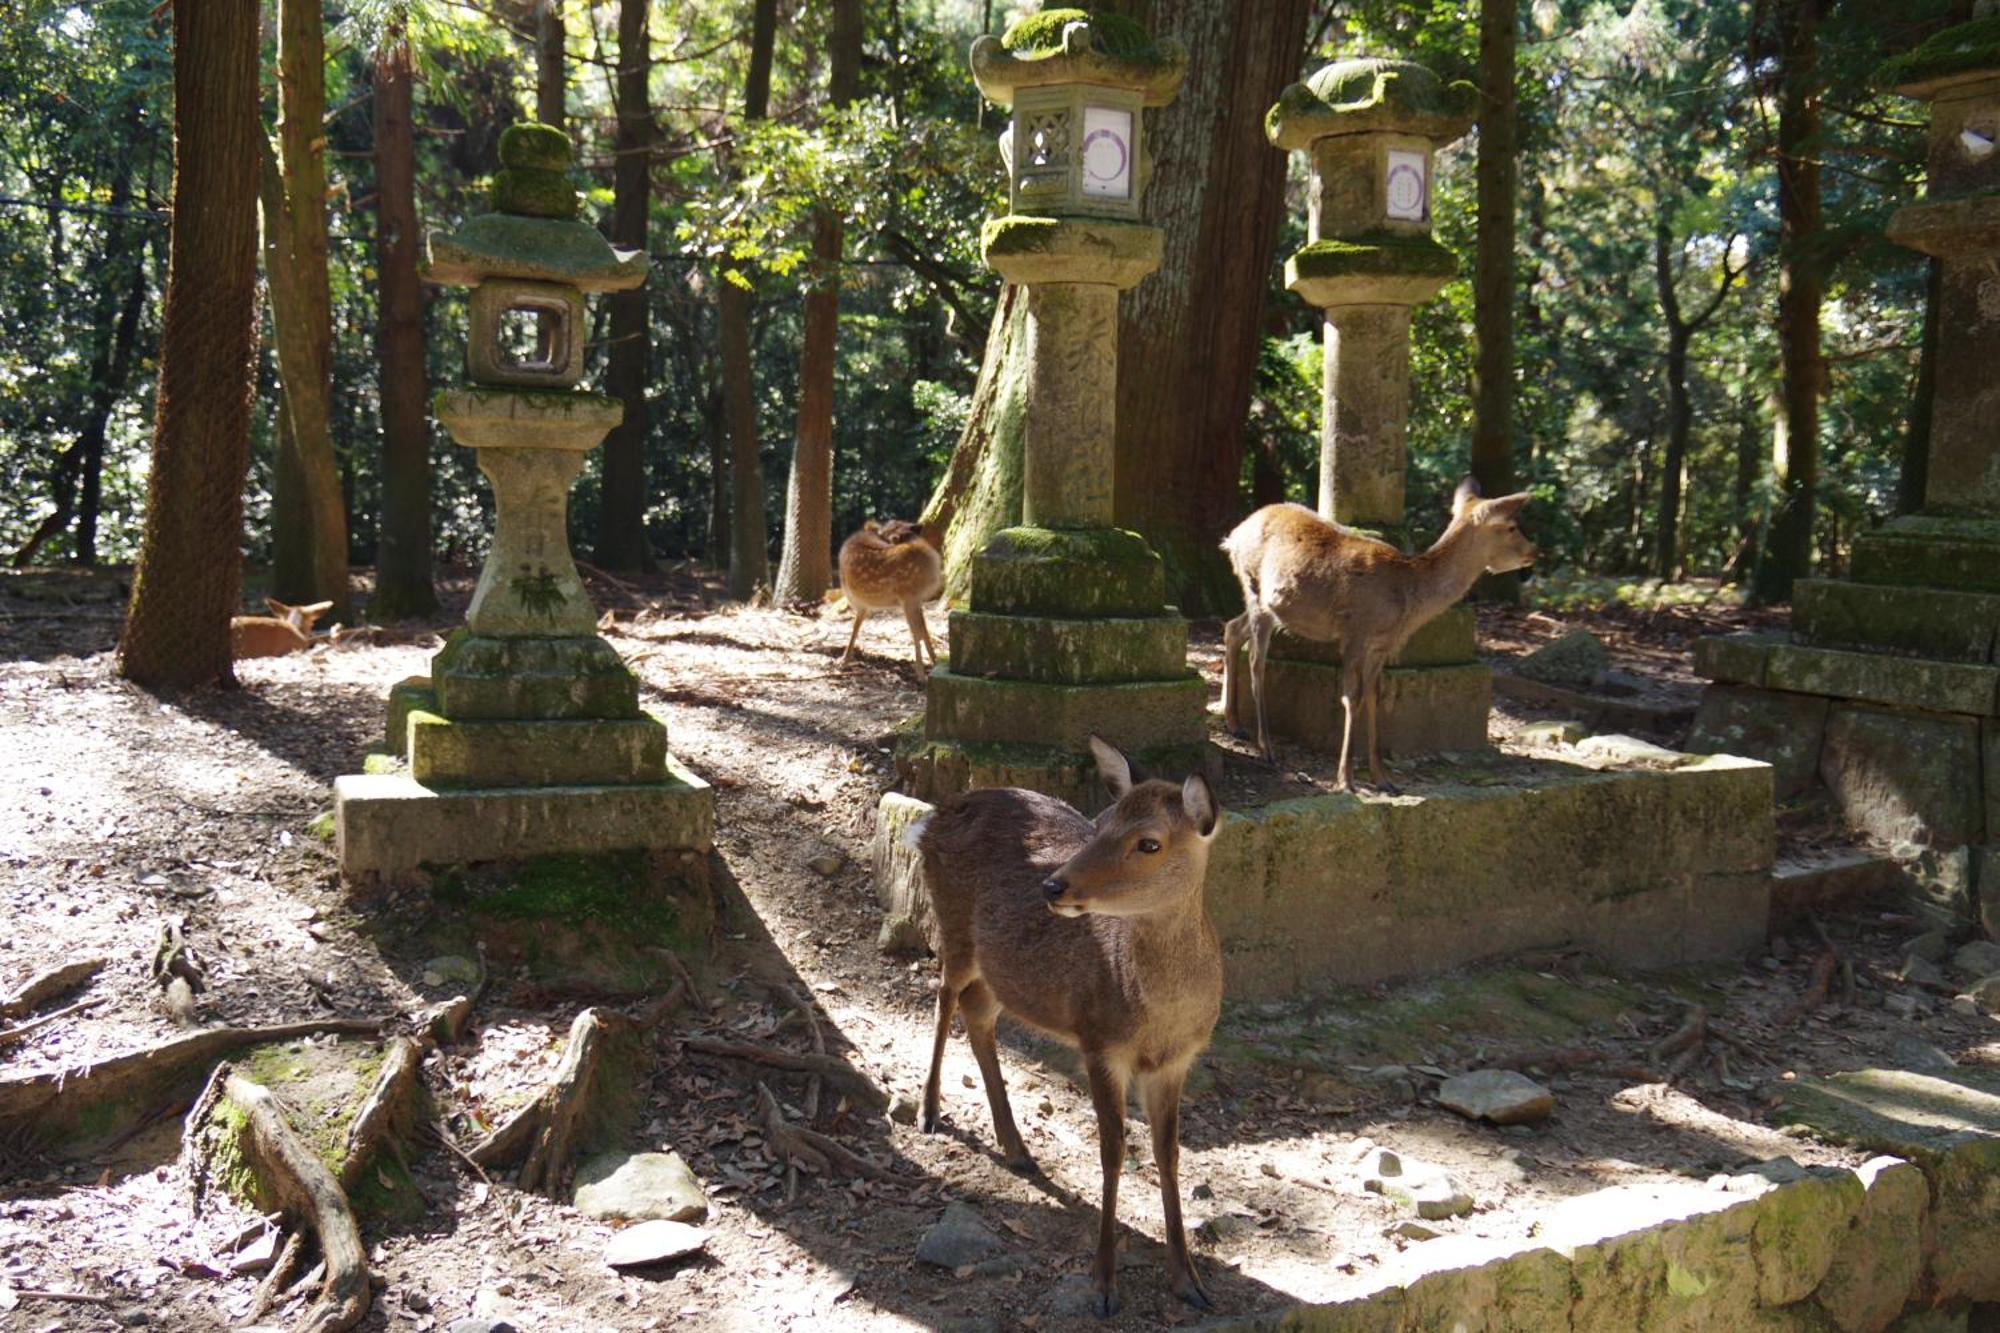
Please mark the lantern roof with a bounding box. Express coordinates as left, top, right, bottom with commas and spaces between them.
1875, 16, 2000, 100
971, 9, 1187, 108
423, 123, 647, 293
1266, 57, 1475, 152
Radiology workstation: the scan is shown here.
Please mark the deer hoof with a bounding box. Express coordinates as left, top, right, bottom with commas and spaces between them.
1177, 1276, 1215, 1312
1092, 1288, 1120, 1319
1000, 1148, 1040, 1177
921, 1110, 943, 1135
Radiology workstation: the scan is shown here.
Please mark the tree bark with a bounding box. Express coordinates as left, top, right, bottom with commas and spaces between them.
1754, 0, 1823, 603
595, 0, 654, 571
1651, 221, 1740, 580
119, 1, 261, 689
370, 27, 437, 619
1471, 0, 1520, 601
926, 0, 1311, 613
773, 0, 864, 605
536, 0, 565, 130
723, 0, 779, 600
1896, 256, 1940, 515
263, 0, 351, 621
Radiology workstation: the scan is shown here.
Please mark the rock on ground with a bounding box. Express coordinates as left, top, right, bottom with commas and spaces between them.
1437, 1069, 1556, 1125
572, 1150, 708, 1223
915, 1202, 1010, 1269
602, 1219, 709, 1269
1517, 630, 1609, 687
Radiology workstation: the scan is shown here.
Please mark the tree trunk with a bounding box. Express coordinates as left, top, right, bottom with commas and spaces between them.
1657, 324, 1692, 581
536, 0, 565, 130
1471, 0, 1520, 602
119, 1, 261, 689
371, 27, 437, 619
595, 0, 654, 571
263, 0, 351, 621
1753, 0, 1823, 603
773, 0, 863, 605
1897, 255, 1940, 515
1722, 389, 1766, 584
723, 0, 778, 600
926, 0, 1312, 613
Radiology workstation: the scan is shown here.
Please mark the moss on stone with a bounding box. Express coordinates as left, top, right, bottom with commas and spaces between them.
433, 848, 688, 948
425, 211, 648, 292
948, 609, 1188, 684
969, 525, 1166, 618
1001, 7, 1161, 62
1875, 16, 2000, 92
1291, 232, 1458, 281
491, 167, 579, 219
1267, 58, 1477, 149
499, 122, 573, 171
430, 629, 640, 721
981, 215, 1063, 256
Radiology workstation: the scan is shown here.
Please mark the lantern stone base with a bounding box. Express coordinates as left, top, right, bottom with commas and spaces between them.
1223, 606, 1493, 757
407, 710, 669, 788
430, 631, 640, 720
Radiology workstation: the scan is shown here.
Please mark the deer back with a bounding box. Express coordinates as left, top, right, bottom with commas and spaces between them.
839, 522, 941, 610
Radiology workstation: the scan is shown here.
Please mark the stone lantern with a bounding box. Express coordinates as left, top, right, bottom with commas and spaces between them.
333, 122, 712, 880
1228, 59, 1489, 761
897, 9, 1208, 808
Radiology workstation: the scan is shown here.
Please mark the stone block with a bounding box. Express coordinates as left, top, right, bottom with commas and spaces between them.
1816, 1157, 1930, 1333
1820, 704, 1985, 847
1930, 1136, 2000, 1303
334, 756, 713, 876
1765, 643, 2000, 716
1267, 603, 1477, 668
386, 677, 436, 752
946, 610, 1186, 684
1687, 684, 1830, 800
1748, 1169, 1866, 1306
431, 631, 639, 721
1980, 845, 2000, 940
1907, 846, 1979, 935
1693, 632, 1780, 686
1774, 1068, 2000, 1165
1684, 870, 1775, 961
871, 793, 937, 954
1226, 657, 1491, 756
407, 710, 667, 788
1793, 579, 2000, 664
967, 526, 1166, 619
1988, 725, 2000, 853
923, 667, 1206, 750
1850, 516, 2000, 594
895, 734, 1214, 811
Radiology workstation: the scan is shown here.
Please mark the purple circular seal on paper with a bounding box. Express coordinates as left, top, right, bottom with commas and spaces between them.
1082, 127, 1129, 184
1386, 160, 1426, 217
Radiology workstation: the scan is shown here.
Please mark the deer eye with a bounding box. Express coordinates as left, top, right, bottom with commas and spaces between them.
1136, 838, 1162, 854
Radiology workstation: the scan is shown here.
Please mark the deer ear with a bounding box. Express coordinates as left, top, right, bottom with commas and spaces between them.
265, 597, 287, 617
1087, 734, 1135, 798
1486, 492, 1532, 520
1180, 773, 1219, 838
1452, 476, 1482, 520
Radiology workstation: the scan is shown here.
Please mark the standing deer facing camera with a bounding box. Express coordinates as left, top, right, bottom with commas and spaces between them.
837, 519, 942, 680
913, 737, 1223, 1317
1221, 477, 1535, 790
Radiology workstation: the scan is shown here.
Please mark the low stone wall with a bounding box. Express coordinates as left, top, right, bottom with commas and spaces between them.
1212, 1140, 2000, 1333
872, 751, 1775, 1000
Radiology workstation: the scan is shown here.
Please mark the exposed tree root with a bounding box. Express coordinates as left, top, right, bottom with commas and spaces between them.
339, 1036, 425, 1191
0, 996, 107, 1049
681, 1035, 887, 1112
1776, 950, 1838, 1029
755, 1082, 902, 1183
470, 1007, 643, 1197
0, 957, 106, 1019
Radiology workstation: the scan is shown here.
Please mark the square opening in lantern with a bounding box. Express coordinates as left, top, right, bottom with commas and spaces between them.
467, 278, 586, 389
495, 299, 570, 375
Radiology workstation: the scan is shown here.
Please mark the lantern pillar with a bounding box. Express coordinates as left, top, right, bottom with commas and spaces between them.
896, 12, 1210, 810
332, 123, 712, 881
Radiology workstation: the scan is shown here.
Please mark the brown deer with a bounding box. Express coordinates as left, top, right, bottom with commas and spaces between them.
913, 736, 1223, 1317
1221, 478, 1535, 791
230, 597, 334, 660
837, 518, 942, 680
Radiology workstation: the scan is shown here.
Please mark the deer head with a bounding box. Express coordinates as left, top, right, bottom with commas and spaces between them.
1450, 478, 1537, 575
1041, 736, 1220, 919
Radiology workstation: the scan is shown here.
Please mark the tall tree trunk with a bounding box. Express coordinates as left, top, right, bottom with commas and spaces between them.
773, 0, 863, 605
1754, 0, 1823, 603
925, 0, 1313, 613
595, 0, 654, 571
723, 0, 778, 600
536, 0, 565, 129
1897, 256, 1940, 515
1722, 388, 1766, 584
119, 1, 260, 688
263, 0, 351, 620
1471, 0, 1520, 601
371, 27, 437, 619
1651, 220, 1740, 580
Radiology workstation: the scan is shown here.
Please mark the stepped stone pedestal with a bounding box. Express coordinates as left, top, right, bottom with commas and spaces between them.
1691, 31, 2000, 938
335, 124, 711, 879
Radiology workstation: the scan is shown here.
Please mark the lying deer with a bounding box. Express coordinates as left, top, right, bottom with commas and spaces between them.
837, 518, 941, 680
1222, 478, 1535, 790
230, 597, 334, 659
913, 736, 1223, 1316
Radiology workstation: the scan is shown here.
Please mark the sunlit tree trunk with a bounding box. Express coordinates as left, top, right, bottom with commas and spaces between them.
536, 0, 565, 129
263, 0, 351, 620
1471, 0, 1520, 601
1651, 220, 1741, 580
773, 0, 863, 605
120, 1, 260, 688
723, 0, 778, 600
370, 27, 436, 618
595, 0, 654, 570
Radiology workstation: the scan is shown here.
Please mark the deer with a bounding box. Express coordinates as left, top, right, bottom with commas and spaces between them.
1221, 478, 1535, 792
229, 597, 334, 660
837, 518, 942, 680
911, 736, 1223, 1318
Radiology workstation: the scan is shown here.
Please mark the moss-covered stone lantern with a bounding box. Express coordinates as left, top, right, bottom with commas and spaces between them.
1267, 58, 1473, 535
332, 122, 711, 881
896, 8, 1207, 809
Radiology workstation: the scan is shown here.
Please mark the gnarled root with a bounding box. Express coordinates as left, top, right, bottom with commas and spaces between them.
469, 1007, 642, 1197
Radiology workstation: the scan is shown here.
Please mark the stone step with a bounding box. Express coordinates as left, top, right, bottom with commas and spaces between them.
1793, 578, 2000, 664
1849, 515, 2000, 595
1695, 635, 2000, 716
947, 609, 1186, 684
1770, 849, 1910, 927
1226, 657, 1491, 756
334, 758, 713, 877
1266, 603, 1476, 667
431, 630, 640, 721
922, 666, 1207, 750
407, 710, 668, 788
966, 526, 1166, 619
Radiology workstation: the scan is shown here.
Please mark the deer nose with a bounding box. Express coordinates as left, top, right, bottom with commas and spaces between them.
1041, 875, 1067, 902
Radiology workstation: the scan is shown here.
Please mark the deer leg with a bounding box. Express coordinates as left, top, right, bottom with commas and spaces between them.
920, 976, 961, 1134
839, 609, 865, 667
959, 980, 1031, 1170
1221, 613, 1246, 733
1248, 609, 1278, 764
1140, 1065, 1209, 1311
1364, 659, 1389, 789
902, 599, 936, 678
912, 599, 940, 668
1334, 660, 1363, 792
1084, 1052, 1130, 1318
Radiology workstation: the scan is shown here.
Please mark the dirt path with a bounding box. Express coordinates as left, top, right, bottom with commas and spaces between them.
0, 570, 1991, 1332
